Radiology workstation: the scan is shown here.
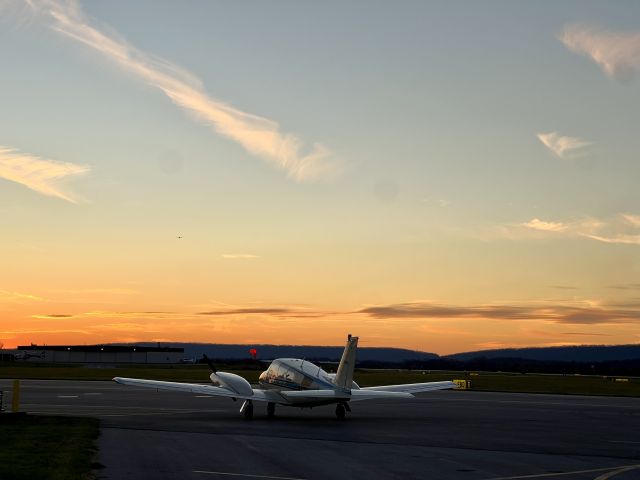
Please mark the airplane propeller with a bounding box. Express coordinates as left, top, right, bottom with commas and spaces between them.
202, 354, 217, 373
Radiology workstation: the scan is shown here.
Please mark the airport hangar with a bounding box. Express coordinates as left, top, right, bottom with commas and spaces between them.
14, 345, 184, 364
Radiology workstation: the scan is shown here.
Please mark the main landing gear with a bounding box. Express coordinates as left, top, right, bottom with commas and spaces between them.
335, 402, 350, 420
241, 400, 253, 420
241, 401, 276, 420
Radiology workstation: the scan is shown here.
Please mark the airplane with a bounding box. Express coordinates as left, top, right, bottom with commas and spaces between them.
113, 335, 457, 420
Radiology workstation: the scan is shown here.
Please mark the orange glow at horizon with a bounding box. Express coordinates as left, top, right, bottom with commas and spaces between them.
2, 291, 637, 355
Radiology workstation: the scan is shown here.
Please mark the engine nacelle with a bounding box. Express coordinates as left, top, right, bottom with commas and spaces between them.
210, 371, 253, 396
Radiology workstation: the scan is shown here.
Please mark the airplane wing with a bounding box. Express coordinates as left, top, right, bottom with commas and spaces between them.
281, 384, 453, 403
282, 384, 453, 402
113, 377, 277, 402
360, 380, 457, 395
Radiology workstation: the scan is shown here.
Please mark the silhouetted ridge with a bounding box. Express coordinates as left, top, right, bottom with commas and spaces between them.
112, 342, 438, 362
445, 344, 640, 362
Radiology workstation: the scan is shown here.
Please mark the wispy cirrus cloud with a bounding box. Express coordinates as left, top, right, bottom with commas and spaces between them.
537, 132, 591, 159
521, 218, 568, 232
57, 288, 140, 296
0, 146, 88, 203
199, 308, 291, 316
221, 253, 259, 259
16, 0, 337, 182
560, 23, 640, 81
514, 214, 640, 245
561, 332, 611, 336
498, 213, 640, 245
198, 307, 328, 318
0, 290, 45, 302
608, 283, 640, 291
358, 301, 640, 325
0, 328, 90, 335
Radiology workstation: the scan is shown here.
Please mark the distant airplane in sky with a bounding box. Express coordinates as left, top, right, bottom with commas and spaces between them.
114, 335, 456, 419
177, 236, 183, 239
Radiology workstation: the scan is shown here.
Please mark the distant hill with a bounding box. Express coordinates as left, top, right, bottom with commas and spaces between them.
445, 344, 640, 363
109, 342, 640, 364
113, 342, 439, 363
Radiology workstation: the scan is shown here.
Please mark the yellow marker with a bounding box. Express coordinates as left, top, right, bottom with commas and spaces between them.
615, 378, 630, 382
12, 379, 20, 413
453, 379, 471, 390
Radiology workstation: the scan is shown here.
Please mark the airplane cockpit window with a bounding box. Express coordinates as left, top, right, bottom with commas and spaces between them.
267, 361, 281, 379
288, 367, 304, 385
277, 363, 293, 381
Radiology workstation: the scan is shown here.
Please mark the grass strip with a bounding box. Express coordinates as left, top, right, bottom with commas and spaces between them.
354, 371, 640, 396
1, 363, 639, 396
0, 415, 99, 480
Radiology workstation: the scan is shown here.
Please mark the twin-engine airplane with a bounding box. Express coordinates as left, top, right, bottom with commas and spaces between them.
114, 335, 456, 420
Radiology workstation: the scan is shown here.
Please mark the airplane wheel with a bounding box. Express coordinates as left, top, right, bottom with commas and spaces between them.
267, 402, 276, 418
335, 403, 346, 420
244, 402, 254, 420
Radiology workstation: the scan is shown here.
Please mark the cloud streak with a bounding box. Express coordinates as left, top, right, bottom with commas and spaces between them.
0, 146, 88, 203
521, 218, 568, 232
221, 254, 259, 259
519, 214, 640, 245
0, 290, 45, 302
537, 132, 591, 159
608, 284, 640, 291
358, 301, 640, 325
21, 0, 336, 182
560, 23, 640, 81
198, 307, 327, 318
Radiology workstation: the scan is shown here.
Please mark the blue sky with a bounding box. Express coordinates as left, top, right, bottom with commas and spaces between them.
1, 1, 639, 352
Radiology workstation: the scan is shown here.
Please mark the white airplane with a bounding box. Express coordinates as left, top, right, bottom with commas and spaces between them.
113, 335, 456, 420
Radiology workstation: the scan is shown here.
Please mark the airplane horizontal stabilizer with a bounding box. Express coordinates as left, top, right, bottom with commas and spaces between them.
362, 380, 457, 394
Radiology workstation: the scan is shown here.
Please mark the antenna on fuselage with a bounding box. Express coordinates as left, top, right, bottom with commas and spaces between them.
202, 354, 217, 373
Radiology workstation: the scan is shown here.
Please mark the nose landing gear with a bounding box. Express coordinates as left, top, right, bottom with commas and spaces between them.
240, 400, 253, 420
335, 403, 346, 420
267, 402, 276, 418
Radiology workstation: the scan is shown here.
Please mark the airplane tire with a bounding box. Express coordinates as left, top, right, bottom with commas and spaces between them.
335, 403, 346, 420
244, 402, 254, 420
267, 402, 276, 418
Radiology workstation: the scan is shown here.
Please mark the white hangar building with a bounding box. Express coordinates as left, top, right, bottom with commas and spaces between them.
16, 345, 184, 364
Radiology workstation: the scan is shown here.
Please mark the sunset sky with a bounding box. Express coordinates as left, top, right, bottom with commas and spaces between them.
1, 1, 639, 354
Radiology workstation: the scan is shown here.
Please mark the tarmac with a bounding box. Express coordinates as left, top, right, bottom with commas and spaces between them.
1, 379, 639, 479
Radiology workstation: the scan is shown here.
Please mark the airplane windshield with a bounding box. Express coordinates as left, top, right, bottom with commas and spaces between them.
266, 360, 315, 387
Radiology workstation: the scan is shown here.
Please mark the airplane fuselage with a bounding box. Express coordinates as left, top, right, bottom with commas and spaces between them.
257, 358, 360, 406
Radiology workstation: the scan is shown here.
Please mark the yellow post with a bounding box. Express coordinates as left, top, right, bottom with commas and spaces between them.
453, 379, 471, 390
12, 379, 20, 413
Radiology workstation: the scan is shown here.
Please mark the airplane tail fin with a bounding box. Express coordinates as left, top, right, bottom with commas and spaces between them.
334, 334, 358, 391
